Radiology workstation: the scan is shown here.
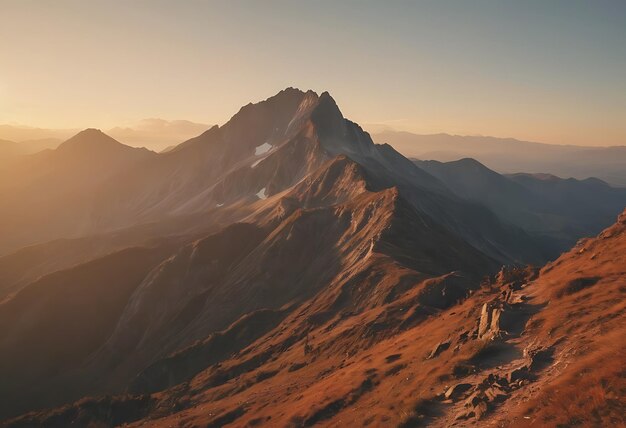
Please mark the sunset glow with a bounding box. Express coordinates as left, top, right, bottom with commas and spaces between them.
1, 0, 625, 146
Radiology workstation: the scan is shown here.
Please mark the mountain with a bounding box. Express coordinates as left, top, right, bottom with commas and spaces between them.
375, 131, 626, 187
0, 139, 58, 166
0, 128, 155, 191
0, 129, 157, 254
128, 206, 619, 428
0, 244, 176, 418
0, 91, 547, 265
415, 158, 626, 250
107, 118, 211, 152
1, 89, 623, 426
0, 120, 211, 153
0, 124, 74, 147
6, 199, 625, 427
0, 223, 196, 302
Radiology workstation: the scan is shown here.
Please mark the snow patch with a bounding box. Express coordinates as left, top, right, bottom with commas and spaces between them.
216, 203, 224, 207
251, 158, 263, 168
256, 187, 267, 200
255, 142, 272, 156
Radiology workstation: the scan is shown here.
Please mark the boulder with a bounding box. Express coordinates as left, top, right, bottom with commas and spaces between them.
444, 383, 472, 400
427, 341, 450, 359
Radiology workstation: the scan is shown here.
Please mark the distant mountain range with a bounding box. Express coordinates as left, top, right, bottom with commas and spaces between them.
5, 123, 626, 187
415, 158, 626, 249
0, 137, 62, 162
0, 119, 211, 155
108, 119, 211, 151
375, 131, 626, 186
1, 89, 624, 426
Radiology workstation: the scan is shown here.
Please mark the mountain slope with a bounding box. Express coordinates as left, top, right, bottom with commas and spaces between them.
7, 208, 624, 427
0, 129, 156, 254
0, 138, 61, 166
0, 153, 501, 419
416, 158, 626, 250
0, 128, 154, 191
0, 244, 174, 418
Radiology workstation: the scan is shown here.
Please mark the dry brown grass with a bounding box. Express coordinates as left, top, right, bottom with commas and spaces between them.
513, 330, 626, 427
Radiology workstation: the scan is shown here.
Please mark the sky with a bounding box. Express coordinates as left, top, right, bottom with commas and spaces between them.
1, 0, 625, 146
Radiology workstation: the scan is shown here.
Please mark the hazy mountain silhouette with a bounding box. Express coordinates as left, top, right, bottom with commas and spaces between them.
0, 129, 156, 253
0, 120, 210, 153
0, 124, 73, 147
415, 158, 626, 249
375, 131, 626, 186
0, 138, 63, 168
107, 118, 210, 151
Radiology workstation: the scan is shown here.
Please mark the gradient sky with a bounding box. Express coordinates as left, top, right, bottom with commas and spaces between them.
1, 0, 625, 146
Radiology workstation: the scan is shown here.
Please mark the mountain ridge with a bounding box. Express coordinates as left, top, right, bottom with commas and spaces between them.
376, 130, 626, 186
0, 88, 624, 426
0, 89, 546, 266
415, 157, 626, 251
6, 208, 624, 427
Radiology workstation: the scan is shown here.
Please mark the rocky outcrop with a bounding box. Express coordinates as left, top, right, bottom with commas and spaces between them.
477, 303, 502, 340
427, 340, 451, 359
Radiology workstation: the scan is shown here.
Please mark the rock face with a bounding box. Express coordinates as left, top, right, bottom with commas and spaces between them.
477, 303, 491, 338
477, 303, 502, 340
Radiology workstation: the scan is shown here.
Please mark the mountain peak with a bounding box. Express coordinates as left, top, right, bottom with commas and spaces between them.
310, 91, 344, 138
278, 86, 314, 97
57, 129, 132, 153
255, 87, 318, 109
451, 157, 486, 168
78, 127, 105, 135
70, 128, 109, 141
